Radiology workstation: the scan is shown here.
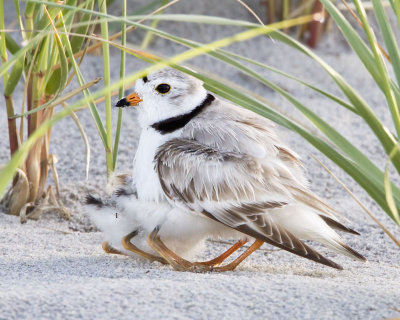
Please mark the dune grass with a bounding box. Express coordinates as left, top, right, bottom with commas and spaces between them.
0, 0, 98, 220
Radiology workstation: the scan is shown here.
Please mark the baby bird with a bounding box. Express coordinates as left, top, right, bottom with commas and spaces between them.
85, 174, 229, 264
87, 68, 365, 272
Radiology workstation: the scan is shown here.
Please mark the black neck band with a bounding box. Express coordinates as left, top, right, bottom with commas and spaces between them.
151, 94, 215, 134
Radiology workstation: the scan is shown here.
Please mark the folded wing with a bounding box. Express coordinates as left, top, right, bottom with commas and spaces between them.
155, 137, 346, 269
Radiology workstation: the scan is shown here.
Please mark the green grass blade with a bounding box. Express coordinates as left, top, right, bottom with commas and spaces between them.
62, 0, 78, 29
4, 57, 23, 96
70, 0, 95, 54
353, 0, 400, 139
98, 0, 113, 175
372, 0, 400, 90
313, 1, 400, 103
0, 0, 8, 85
59, 13, 108, 147
24, 1, 36, 40
124, 13, 261, 26
5, 33, 20, 54
33, 4, 60, 35
47, 9, 68, 91
112, 0, 126, 171
385, 143, 400, 226
13, 0, 27, 42
43, 44, 61, 95
39, 6, 68, 109
317, 0, 379, 84
0, 31, 47, 79
389, 0, 400, 32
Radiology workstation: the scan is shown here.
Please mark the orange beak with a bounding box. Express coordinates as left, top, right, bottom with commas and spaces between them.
126, 92, 143, 106
116, 92, 143, 107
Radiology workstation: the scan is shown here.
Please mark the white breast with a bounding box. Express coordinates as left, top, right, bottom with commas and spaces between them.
133, 127, 181, 201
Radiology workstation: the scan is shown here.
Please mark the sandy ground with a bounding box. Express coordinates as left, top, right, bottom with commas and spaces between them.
1, 1, 400, 319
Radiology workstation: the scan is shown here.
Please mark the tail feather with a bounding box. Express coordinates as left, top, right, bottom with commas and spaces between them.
319, 237, 366, 262
340, 242, 366, 261
319, 215, 360, 235
269, 205, 365, 264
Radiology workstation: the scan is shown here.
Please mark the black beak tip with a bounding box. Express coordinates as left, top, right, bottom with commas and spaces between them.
116, 98, 128, 108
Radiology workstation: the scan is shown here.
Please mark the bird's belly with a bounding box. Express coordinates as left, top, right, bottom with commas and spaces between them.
133, 128, 180, 202
135, 168, 164, 201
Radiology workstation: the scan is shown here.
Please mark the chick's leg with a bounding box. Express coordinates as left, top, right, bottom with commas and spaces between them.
147, 226, 195, 271
122, 230, 168, 264
102, 241, 125, 255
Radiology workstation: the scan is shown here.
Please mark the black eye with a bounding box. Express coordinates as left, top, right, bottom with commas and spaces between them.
143, 76, 148, 83
155, 83, 171, 94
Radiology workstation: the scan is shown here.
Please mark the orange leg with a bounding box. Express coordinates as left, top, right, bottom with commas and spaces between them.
102, 242, 125, 255
212, 240, 263, 272
147, 227, 194, 271
196, 239, 248, 266
122, 230, 168, 264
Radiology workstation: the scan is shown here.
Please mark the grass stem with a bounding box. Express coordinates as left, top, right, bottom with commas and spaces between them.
353, 0, 400, 139
98, 0, 113, 176
112, 0, 127, 171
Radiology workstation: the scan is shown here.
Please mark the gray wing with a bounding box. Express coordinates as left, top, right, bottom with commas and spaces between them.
154, 101, 344, 269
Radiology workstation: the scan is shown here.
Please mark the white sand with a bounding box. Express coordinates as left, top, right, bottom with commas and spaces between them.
1, 1, 399, 319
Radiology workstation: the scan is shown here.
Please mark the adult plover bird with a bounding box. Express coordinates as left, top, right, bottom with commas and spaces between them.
87, 68, 365, 272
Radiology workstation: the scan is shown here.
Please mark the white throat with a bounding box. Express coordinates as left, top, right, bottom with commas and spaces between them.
132, 127, 182, 202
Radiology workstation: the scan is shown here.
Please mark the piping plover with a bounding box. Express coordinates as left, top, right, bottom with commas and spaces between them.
88, 68, 365, 272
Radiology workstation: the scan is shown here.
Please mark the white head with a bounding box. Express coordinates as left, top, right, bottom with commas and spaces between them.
117, 68, 208, 129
